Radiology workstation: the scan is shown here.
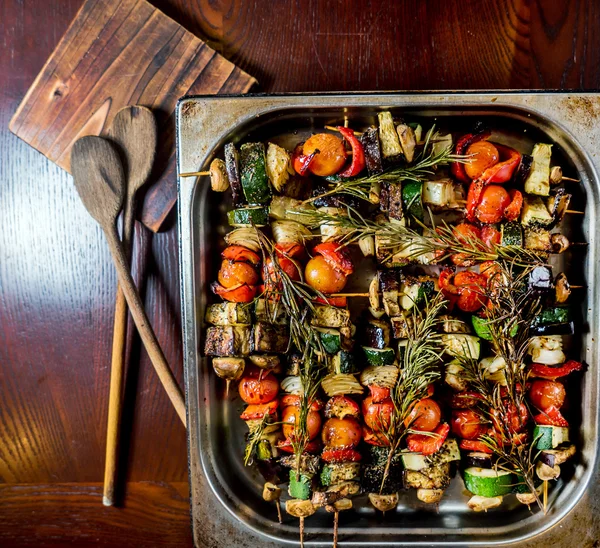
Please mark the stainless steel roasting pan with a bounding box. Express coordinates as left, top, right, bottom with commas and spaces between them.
177, 92, 600, 547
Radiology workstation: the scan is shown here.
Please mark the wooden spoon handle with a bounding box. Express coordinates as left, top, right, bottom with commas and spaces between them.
103, 202, 136, 507
104, 223, 187, 426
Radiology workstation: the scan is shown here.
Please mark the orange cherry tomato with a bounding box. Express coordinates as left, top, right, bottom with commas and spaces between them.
453, 222, 481, 242
465, 141, 499, 180
529, 380, 566, 411
303, 133, 347, 176
405, 398, 441, 432
481, 225, 501, 248
454, 270, 487, 312
321, 417, 363, 449
238, 374, 279, 405
305, 255, 347, 293
362, 396, 394, 433
475, 185, 511, 224
451, 409, 487, 440
282, 406, 322, 441
368, 385, 391, 403
218, 259, 259, 288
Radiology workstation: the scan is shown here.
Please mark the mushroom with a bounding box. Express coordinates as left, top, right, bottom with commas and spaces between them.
359, 235, 375, 257
286, 499, 316, 518
550, 166, 563, 185
262, 482, 281, 502
417, 489, 444, 504
396, 124, 417, 163
368, 493, 399, 512
209, 158, 230, 192
554, 272, 572, 304
536, 461, 561, 481
325, 498, 352, 512
212, 357, 245, 381
467, 495, 503, 512
551, 234, 570, 254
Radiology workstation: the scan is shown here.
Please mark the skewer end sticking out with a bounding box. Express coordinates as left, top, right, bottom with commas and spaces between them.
333, 511, 339, 548
276, 501, 282, 524
543, 480, 548, 514
225, 380, 231, 399
179, 171, 209, 177
566, 210, 585, 215
300, 517, 305, 548
103, 496, 113, 507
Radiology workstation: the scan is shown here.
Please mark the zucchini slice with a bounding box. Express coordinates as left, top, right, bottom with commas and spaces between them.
227, 206, 269, 227
500, 222, 523, 247
402, 181, 424, 221
362, 346, 396, 366
524, 143, 552, 196
224, 143, 245, 207
463, 467, 514, 497
533, 425, 570, 450
521, 195, 553, 227
401, 452, 428, 471
316, 328, 342, 354
239, 142, 271, 204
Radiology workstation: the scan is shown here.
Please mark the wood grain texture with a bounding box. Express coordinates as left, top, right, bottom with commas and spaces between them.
8, 0, 256, 233
0, 482, 192, 547
2, 0, 600, 546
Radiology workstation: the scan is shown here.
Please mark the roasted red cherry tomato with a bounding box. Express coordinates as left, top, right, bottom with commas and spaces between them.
368, 385, 391, 403
477, 144, 521, 184
451, 409, 487, 440
475, 185, 511, 224
405, 398, 441, 432
481, 225, 501, 248
282, 406, 322, 441
321, 417, 363, 448
454, 270, 487, 312
529, 380, 566, 410
218, 259, 260, 288
362, 396, 394, 433
238, 374, 279, 405
465, 140, 499, 180
451, 131, 492, 183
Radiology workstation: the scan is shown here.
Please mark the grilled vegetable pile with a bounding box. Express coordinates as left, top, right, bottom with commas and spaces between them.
201, 112, 585, 544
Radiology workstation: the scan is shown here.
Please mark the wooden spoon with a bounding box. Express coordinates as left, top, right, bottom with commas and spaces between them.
70, 136, 186, 429
102, 106, 157, 507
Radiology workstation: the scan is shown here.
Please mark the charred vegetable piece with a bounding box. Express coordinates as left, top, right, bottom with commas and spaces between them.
204, 326, 252, 356
361, 126, 383, 175
397, 123, 417, 163
524, 143, 552, 196
362, 318, 391, 349
224, 143, 245, 207
512, 153, 533, 186
378, 111, 403, 158
528, 266, 553, 293
500, 221, 523, 247
205, 302, 252, 326
209, 158, 229, 192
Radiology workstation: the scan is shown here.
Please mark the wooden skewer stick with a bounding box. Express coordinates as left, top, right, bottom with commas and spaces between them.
329, 292, 369, 298
543, 480, 548, 514
103, 106, 157, 507
276, 501, 282, 524
566, 210, 585, 215
333, 511, 339, 548
324, 124, 361, 136
179, 170, 210, 177
562, 176, 580, 182
71, 136, 187, 426
570, 242, 588, 246
300, 517, 305, 548
570, 285, 584, 289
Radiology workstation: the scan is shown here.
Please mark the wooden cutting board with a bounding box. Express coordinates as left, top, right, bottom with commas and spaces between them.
9, 0, 256, 232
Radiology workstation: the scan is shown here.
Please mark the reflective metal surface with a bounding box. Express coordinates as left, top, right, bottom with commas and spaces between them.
177, 93, 600, 547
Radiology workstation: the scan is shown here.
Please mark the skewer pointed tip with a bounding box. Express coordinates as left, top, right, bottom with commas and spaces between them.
333, 511, 339, 548
300, 517, 305, 548
276, 501, 282, 524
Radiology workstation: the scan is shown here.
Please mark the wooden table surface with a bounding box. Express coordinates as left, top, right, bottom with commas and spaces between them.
1, 1, 599, 546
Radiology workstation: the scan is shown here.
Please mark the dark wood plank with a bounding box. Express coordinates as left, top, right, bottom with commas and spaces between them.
2, 0, 600, 546
8, 0, 256, 233
0, 482, 192, 547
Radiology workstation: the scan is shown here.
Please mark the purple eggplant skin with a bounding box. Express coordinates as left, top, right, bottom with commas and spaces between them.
361, 127, 384, 175
538, 451, 557, 468
257, 459, 282, 484
512, 153, 533, 186
378, 269, 400, 292
464, 452, 493, 469
362, 319, 391, 349
530, 321, 574, 337
224, 143, 246, 207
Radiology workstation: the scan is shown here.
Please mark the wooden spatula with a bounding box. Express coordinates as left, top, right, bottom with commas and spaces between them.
102, 106, 157, 506
70, 136, 186, 431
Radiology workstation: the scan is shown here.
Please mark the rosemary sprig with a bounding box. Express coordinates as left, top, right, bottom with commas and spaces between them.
378, 293, 447, 492
454, 263, 545, 511
244, 414, 271, 466
304, 126, 468, 204
289, 205, 546, 268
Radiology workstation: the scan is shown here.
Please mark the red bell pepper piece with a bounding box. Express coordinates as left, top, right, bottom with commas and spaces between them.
275, 243, 305, 260
291, 143, 317, 176
240, 400, 279, 420
466, 180, 485, 222
313, 242, 354, 276
362, 426, 390, 446
368, 385, 391, 403
314, 295, 348, 308
336, 126, 366, 177
406, 423, 450, 456
477, 144, 521, 184
451, 131, 492, 183
211, 282, 257, 303
503, 189, 523, 221
459, 438, 493, 454
533, 406, 569, 427
531, 360, 583, 380
276, 438, 322, 454
222, 245, 261, 266
321, 448, 362, 463
438, 268, 459, 295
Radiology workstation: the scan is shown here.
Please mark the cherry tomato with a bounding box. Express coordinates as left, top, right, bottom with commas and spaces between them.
481, 225, 501, 248
222, 245, 261, 266
405, 398, 441, 432
321, 417, 362, 448
529, 380, 566, 410
451, 223, 483, 266
454, 270, 487, 312
282, 406, 322, 441
475, 185, 511, 224
305, 255, 347, 293
465, 141, 499, 180
218, 259, 259, 288
362, 396, 393, 432
363, 426, 390, 446
238, 374, 279, 405
303, 133, 347, 176
451, 409, 486, 439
